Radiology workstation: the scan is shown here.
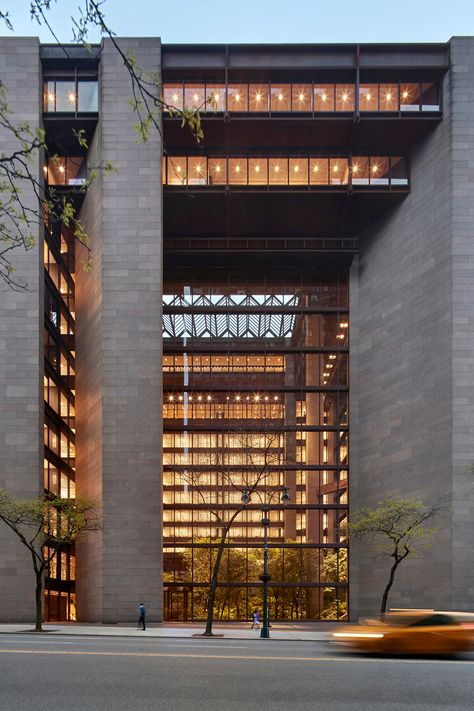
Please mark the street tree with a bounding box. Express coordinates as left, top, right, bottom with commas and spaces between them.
0, 489, 100, 631
350, 497, 442, 615
179, 427, 287, 636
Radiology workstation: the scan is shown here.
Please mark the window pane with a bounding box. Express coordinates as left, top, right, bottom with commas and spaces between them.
390, 156, 408, 185
314, 84, 334, 111
167, 157, 186, 185
359, 84, 378, 111
421, 82, 439, 111
370, 156, 389, 185
208, 158, 227, 185
44, 81, 55, 112
379, 83, 397, 112
187, 157, 207, 185
269, 158, 288, 184
289, 158, 308, 185
351, 156, 369, 185
248, 158, 268, 185
184, 84, 205, 110
310, 158, 329, 185
249, 84, 269, 112
292, 84, 312, 112
163, 84, 183, 111
228, 158, 247, 184
270, 84, 291, 112
206, 85, 225, 112
78, 81, 98, 112
329, 158, 349, 184
400, 83, 420, 111
335, 85, 354, 112
66, 157, 86, 185
55, 81, 76, 112
47, 158, 66, 185
228, 84, 248, 111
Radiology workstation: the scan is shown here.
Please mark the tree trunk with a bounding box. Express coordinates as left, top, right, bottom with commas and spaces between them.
380, 558, 400, 616
35, 570, 43, 632
203, 528, 228, 636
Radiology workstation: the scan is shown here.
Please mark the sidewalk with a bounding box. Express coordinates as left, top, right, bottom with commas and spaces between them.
0, 621, 338, 641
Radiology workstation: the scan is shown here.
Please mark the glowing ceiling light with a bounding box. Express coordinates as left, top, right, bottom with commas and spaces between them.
246, 396, 250, 401
278, 93, 284, 101
255, 164, 260, 173
43, 165, 47, 173
336, 333, 345, 339
294, 165, 299, 173
215, 165, 221, 173
235, 165, 240, 173
178, 395, 183, 401
254, 395, 260, 401
193, 93, 199, 103
385, 92, 392, 101
402, 90, 409, 99
340, 322, 349, 328
333, 164, 339, 173
323, 380, 327, 384
329, 354, 336, 360
342, 93, 348, 102
168, 395, 174, 401
255, 92, 262, 102
352, 164, 359, 173
68, 92, 76, 102
48, 93, 55, 102
274, 396, 278, 401
189, 396, 193, 401
274, 164, 280, 173
176, 166, 182, 173
198, 395, 202, 401
321, 93, 327, 102
172, 93, 178, 102
372, 164, 379, 173
264, 396, 269, 401
207, 395, 212, 401
195, 164, 202, 174
313, 164, 319, 172
236, 395, 241, 401
59, 165, 65, 173
298, 92, 305, 102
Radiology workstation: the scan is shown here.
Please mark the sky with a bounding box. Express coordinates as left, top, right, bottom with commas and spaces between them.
1, 0, 474, 44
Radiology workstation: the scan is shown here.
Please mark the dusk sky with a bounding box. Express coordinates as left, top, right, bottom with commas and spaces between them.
1, 0, 474, 44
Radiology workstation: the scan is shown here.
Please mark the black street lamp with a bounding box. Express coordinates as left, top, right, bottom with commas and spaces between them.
241, 486, 290, 639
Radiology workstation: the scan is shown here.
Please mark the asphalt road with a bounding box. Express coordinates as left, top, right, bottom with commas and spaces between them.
0, 634, 473, 710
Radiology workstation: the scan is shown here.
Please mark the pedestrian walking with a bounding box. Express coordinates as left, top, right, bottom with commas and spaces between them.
138, 602, 146, 630
250, 609, 261, 630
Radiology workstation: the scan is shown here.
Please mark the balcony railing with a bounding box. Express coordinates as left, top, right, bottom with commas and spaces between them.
163, 155, 408, 189
163, 81, 439, 115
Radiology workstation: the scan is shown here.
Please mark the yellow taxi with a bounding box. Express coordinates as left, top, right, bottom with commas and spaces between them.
331, 611, 473, 655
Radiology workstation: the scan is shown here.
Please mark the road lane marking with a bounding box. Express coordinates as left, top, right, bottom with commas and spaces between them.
0, 649, 472, 665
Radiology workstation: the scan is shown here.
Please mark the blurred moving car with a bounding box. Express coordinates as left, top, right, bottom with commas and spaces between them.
331, 611, 473, 655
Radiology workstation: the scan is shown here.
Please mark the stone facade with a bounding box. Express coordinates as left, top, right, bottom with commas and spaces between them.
0, 38, 43, 622
350, 37, 474, 618
75, 38, 163, 622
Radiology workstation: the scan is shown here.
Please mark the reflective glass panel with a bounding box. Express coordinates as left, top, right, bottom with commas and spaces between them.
292, 84, 312, 112
270, 84, 291, 112
314, 85, 335, 111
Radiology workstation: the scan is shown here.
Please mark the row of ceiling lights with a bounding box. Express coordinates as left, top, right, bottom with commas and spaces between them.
172, 88, 411, 106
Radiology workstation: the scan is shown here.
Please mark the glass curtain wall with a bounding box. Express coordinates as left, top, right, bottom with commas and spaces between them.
43, 216, 77, 621
163, 275, 349, 621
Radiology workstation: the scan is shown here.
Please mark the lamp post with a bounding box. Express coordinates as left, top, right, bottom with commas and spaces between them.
241, 486, 290, 639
